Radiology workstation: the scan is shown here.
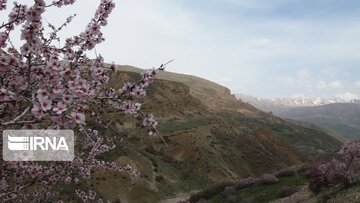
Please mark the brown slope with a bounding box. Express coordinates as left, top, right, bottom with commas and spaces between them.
118, 65, 258, 113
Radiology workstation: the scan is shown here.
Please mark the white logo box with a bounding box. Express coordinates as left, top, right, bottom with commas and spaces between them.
3, 130, 74, 161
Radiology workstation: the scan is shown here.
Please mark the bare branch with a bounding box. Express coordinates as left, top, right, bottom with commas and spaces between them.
1, 106, 31, 126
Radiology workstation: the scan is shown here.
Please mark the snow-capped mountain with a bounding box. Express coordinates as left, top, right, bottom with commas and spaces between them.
235, 94, 360, 114
235, 94, 360, 140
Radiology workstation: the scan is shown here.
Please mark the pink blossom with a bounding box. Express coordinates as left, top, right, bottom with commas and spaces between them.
39, 98, 52, 111
64, 0, 76, 6
88, 190, 96, 200
0, 177, 8, 191
91, 66, 103, 76
0, 0, 6, 11
75, 78, 88, 89
47, 59, 62, 71
14, 76, 28, 90
53, 1, 63, 7
68, 80, 76, 90
20, 43, 32, 55
60, 68, 71, 77
148, 130, 155, 136
53, 101, 67, 114
89, 25, 100, 35
0, 32, 7, 48
130, 86, 146, 98
8, 4, 27, 26
36, 89, 50, 100
0, 55, 10, 65
71, 112, 85, 124
31, 104, 44, 118
143, 114, 158, 127
119, 82, 133, 94
62, 94, 73, 104
141, 69, 156, 86
53, 84, 64, 94
64, 176, 72, 184
0, 88, 15, 101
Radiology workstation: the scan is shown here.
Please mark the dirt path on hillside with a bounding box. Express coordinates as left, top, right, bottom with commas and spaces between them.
270, 186, 316, 203
159, 190, 200, 203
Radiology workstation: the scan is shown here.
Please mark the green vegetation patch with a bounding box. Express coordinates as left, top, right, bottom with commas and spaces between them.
159, 118, 212, 133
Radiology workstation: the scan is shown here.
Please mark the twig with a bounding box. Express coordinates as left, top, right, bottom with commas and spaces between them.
0, 120, 36, 126
1, 106, 31, 126
139, 110, 168, 147
0, 181, 36, 199
141, 96, 160, 106
119, 60, 174, 97
155, 128, 168, 147
0, 4, 22, 30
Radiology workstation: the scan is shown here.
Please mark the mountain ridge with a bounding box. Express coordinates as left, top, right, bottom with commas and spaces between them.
236, 93, 360, 114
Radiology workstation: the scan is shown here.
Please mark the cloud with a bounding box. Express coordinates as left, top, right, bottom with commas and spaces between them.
321, 67, 338, 78
316, 81, 327, 89
296, 69, 311, 81
336, 92, 359, 101
279, 68, 312, 86
252, 38, 272, 47
329, 81, 342, 88
355, 80, 360, 88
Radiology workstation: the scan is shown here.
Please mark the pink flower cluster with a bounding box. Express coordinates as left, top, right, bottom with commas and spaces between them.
307, 141, 360, 193
143, 114, 158, 136
0, 0, 169, 202
0, 161, 66, 201
64, 0, 115, 51
110, 100, 141, 115
0, 0, 6, 11
75, 189, 97, 202
7, 3, 27, 27
0, 88, 15, 101
261, 173, 279, 185
338, 141, 360, 182
53, 0, 76, 8
0, 31, 7, 47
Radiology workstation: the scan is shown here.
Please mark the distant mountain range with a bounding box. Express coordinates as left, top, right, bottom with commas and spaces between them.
279, 103, 360, 141
236, 94, 360, 141
236, 94, 360, 114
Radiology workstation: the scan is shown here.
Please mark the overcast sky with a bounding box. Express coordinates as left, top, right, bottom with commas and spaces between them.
2, 0, 360, 99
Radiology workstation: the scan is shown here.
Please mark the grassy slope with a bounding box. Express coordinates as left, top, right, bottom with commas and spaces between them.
210, 174, 308, 203
208, 177, 360, 203
270, 182, 360, 203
